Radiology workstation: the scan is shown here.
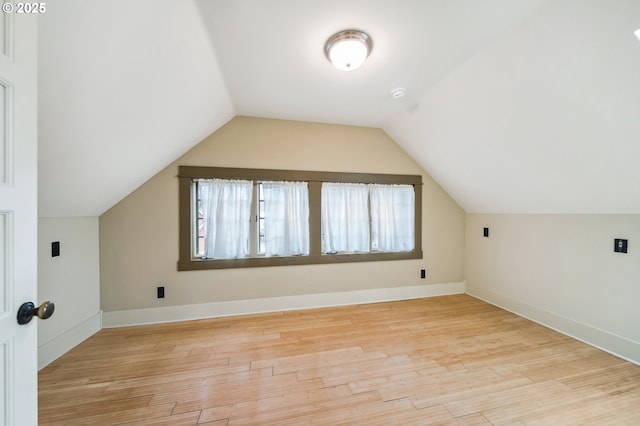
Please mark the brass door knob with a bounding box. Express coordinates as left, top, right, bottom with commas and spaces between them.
17, 301, 55, 325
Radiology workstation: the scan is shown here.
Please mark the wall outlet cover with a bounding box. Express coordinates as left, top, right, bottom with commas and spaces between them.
614, 239, 628, 253
51, 241, 60, 257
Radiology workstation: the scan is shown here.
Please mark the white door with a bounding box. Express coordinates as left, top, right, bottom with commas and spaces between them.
0, 11, 39, 426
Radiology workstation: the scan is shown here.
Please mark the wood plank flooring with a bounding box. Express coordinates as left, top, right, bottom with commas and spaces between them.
38, 295, 640, 425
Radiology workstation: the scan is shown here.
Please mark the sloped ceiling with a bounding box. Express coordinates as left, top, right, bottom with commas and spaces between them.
38, 0, 640, 217
38, 0, 234, 217
387, 0, 640, 213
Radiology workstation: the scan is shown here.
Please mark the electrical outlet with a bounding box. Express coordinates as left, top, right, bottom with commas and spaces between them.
157, 286, 165, 298
420, 269, 426, 279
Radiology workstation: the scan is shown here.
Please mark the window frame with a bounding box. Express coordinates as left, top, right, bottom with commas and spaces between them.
178, 166, 422, 271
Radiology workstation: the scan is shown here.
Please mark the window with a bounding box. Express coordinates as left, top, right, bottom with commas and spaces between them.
261, 181, 309, 257
193, 179, 308, 260
369, 184, 415, 252
322, 182, 415, 254
196, 178, 252, 259
178, 166, 422, 270
321, 183, 370, 253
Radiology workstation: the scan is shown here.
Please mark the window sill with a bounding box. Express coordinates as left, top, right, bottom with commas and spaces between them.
178, 250, 423, 271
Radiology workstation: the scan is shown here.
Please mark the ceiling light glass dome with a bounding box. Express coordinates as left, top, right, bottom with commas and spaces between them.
325, 30, 372, 71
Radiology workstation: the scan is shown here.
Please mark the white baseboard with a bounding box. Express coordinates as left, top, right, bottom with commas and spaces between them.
466, 285, 640, 366
102, 282, 466, 328
38, 311, 102, 370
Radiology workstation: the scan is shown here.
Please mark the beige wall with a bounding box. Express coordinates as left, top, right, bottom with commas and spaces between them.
466, 214, 640, 363
100, 117, 465, 312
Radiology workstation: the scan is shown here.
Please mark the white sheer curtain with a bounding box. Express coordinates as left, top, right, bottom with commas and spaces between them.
321, 182, 370, 253
199, 178, 252, 259
262, 181, 309, 256
370, 184, 414, 252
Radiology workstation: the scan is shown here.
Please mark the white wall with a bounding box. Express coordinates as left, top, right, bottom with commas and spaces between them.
38, 217, 101, 369
466, 214, 640, 364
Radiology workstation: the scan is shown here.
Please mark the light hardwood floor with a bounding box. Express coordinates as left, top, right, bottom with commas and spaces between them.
39, 295, 640, 425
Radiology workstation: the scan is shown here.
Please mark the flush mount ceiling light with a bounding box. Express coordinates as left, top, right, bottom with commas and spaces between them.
635, 28, 640, 42
325, 29, 372, 71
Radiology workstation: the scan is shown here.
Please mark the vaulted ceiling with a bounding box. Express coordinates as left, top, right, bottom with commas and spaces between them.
38, 0, 640, 217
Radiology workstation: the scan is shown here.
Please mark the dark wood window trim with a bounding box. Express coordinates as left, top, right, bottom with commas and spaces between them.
178, 166, 423, 271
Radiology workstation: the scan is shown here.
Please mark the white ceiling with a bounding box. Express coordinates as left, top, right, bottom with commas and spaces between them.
38, 0, 640, 217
